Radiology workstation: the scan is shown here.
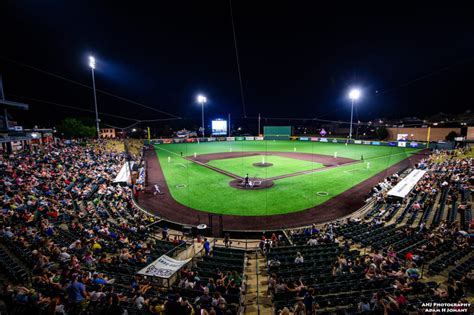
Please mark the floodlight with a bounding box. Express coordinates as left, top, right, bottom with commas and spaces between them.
197, 95, 207, 104
348, 89, 360, 100
89, 56, 96, 69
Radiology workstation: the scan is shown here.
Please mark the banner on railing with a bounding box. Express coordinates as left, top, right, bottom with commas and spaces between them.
354, 140, 362, 144
226, 137, 235, 141
137, 255, 191, 279
310, 137, 319, 142
254, 136, 264, 141
245, 136, 255, 141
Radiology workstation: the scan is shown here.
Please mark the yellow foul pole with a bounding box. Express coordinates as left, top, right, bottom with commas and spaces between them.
426, 127, 431, 147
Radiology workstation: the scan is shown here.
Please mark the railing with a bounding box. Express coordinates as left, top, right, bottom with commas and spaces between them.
256, 249, 261, 315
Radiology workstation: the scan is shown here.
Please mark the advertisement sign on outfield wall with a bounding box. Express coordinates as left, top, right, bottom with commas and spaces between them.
226, 137, 235, 141
319, 138, 328, 142
398, 141, 407, 147
332, 139, 338, 143
310, 137, 319, 142
245, 136, 255, 141
409, 142, 419, 148
354, 140, 362, 144
388, 142, 397, 146
207, 138, 216, 142
299, 137, 309, 141
371, 141, 381, 145
255, 136, 264, 141
363, 141, 371, 145
236, 137, 245, 141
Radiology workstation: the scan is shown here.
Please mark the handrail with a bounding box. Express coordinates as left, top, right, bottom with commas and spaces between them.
256, 250, 261, 315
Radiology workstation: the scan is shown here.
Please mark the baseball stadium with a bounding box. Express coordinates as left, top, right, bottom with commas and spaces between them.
1, 2, 473, 315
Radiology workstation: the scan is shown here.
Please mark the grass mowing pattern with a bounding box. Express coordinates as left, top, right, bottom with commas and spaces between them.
154, 141, 419, 216
207, 155, 324, 179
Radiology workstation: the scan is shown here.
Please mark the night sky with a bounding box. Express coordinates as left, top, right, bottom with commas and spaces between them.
1, 1, 474, 131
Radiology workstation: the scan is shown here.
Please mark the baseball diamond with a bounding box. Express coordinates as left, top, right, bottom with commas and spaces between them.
138, 140, 426, 230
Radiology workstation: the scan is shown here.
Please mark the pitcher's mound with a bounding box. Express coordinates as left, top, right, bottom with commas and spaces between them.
229, 178, 274, 190
252, 162, 273, 167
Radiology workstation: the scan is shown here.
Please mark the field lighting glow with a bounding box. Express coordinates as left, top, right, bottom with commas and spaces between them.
349, 88, 361, 100
89, 56, 96, 69
197, 94, 207, 103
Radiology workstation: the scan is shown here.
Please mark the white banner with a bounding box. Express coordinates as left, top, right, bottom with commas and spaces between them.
354, 140, 362, 144
207, 138, 216, 142
254, 136, 264, 141
245, 136, 255, 141
398, 141, 407, 147
226, 137, 235, 141
137, 255, 191, 278
397, 134, 409, 141
387, 169, 426, 199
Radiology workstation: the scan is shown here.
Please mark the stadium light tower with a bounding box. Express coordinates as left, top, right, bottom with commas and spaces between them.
348, 88, 361, 140
89, 56, 100, 138
197, 94, 207, 137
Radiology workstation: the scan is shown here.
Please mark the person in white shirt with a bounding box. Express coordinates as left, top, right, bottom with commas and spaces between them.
307, 237, 318, 246
294, 252, 304, 264
59, 247, 71, 262
134, 293, 147, 310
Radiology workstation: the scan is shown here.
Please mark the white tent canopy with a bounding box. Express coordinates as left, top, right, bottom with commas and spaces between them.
387, 169, 426, 199
113, 161, 134, 184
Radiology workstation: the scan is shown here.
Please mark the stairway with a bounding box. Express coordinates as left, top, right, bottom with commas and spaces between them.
243, 252, 273, 315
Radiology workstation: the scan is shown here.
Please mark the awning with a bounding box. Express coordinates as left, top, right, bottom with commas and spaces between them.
113, 161, 134, 184
387, 169, 426, 199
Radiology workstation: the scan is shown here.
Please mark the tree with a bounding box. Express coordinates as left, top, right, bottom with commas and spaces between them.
375, 126, 388, 140
445, 131, 458, 141
57, 118, 97, 138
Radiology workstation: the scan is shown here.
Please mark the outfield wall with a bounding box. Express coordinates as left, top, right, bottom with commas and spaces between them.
148, 136, 427, 148
386, 127, 460, 141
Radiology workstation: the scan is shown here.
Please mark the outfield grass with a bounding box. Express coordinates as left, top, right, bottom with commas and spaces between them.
207, 155, 324, 179
154, 141, 419, 216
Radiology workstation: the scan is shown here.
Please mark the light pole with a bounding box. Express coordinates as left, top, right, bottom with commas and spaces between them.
348, 88, 361, 140
89, 56, 100, 138
197, 94, 207, 137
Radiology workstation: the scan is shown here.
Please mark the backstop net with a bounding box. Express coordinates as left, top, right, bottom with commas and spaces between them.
263, 126, 291, 140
